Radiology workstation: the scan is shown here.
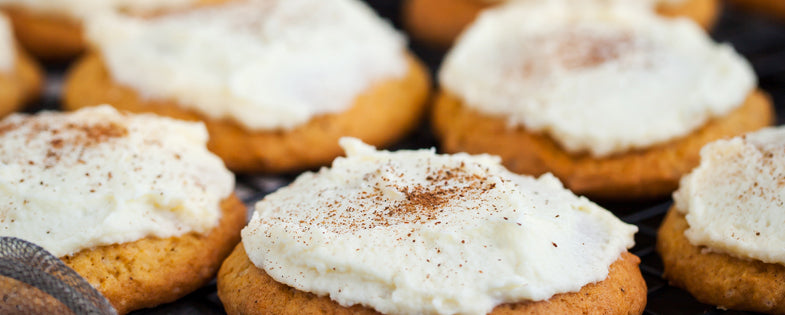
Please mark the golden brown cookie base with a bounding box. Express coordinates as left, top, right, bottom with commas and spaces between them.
60, 194, 247, 315
657, 207, 785, 314
402, 0, 487, 49
728, 0, 785, 20
403, 0, 719, 49
2, 7, 83, 61
63, 53, 431, 174
1, 0, 236, 60
432, 90, 773, 200
217, 244, 646, 315
0, 47, 43, 118
656, 0, 720, 30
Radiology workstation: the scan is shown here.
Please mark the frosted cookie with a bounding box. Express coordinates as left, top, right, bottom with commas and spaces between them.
0, 106, 246, 314
432, 1, 773, 200
217, 138, 646, 315
403, 0, 719, 48
0, 0, 229, 60
64, 0, 430, 174
0, 14, 42, 118
657, 127, 785, 314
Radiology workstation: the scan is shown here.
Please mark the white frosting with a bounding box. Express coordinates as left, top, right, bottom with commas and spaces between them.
0, 14, 15, 72
440, 1, 755, 157
674, 127, 785, 266
242, 138, 637, 315
0, 106, 234, 257
0, 0, 198, 20
86, 0, 407, 131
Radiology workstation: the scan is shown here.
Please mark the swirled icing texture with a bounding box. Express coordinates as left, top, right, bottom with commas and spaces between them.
242, 138, 637, 315
674, 127, 785, 265
440, 0, 754, 157
0, 106, 234, 257
86, 0, 407, 131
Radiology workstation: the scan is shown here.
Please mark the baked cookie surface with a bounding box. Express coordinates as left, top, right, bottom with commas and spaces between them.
432, 90, 773, 200
218, 244, 646, 315
64, 53, 430, 173
656, 0, 720, 29
2, 7, 82, 60
403, 0, 720, 48
0, 48, 42, 118
657, 207, 785, 314
62, 195, 247, 315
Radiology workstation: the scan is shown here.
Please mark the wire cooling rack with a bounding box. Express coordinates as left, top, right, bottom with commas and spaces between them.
25, 1, 784, 314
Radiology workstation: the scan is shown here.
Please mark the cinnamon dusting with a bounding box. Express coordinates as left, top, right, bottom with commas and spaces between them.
513, 30, 639, 79
264, 160, 508, 237
0, 113, 130, 168
556, 31, 635, 69
55, 122, 129, 147
14, 119, 127, 148
361, 165, 499, 229
0, 122, 17, 136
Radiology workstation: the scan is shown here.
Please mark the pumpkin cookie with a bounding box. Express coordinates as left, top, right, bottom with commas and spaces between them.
657, 126, 785, 314
64, 0, 430, 173
0, 0, 230, 60
403, 0, 720, 48
63, 196, 246, 314
0, 14, 42, 117
658, 209, 785, 314
434, 90, 773, 200
433, 1, 772, 200
219, 245, 645, 315
0, 106, 245, 314
218, 139, 645, 315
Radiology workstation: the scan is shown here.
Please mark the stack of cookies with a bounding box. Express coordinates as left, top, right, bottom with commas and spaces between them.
0, 0, 782, 314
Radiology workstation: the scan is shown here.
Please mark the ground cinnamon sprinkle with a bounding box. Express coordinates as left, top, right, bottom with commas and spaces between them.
12, 119, 127, 147
52, 122, 128, 147
556, 31, 635, 69
403, 187, 446, 212
0, 114, 130, 167
359, 165, 499, 230
0, 122, 17, 136
254, 143, 524, 249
